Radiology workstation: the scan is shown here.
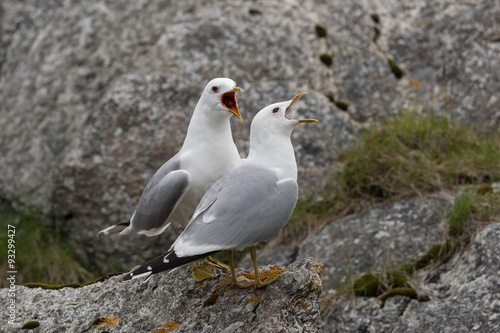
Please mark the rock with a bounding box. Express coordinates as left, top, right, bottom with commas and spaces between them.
243, 192, 453, 293
0, 0, 354, 271
315, 0, 500, 126
0, 258, 323, 333
0, 0, 498, 271
322, 222, 500, 332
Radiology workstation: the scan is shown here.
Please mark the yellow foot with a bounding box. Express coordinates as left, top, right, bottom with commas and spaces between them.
190, 262, 215, 282
234, 275, 255, 289
205, 256, 230, 270
255, 273, 282, 288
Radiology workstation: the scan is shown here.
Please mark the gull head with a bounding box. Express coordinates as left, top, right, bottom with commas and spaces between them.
201, 78, 243, 121
251, 92, 318, 138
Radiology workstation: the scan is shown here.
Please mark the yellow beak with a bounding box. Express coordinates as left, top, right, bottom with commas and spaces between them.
221, 87, 244, 121
286, 92, 319, 123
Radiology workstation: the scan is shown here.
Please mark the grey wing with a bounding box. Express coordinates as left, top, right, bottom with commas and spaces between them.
131, 157, 191, 231
174, 166, 298, 256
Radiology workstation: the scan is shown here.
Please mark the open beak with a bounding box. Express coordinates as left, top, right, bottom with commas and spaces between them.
285, 92, 319, 123
221, 87, 244, 121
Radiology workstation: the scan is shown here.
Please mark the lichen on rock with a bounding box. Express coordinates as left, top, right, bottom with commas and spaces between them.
0, 258, 323, 332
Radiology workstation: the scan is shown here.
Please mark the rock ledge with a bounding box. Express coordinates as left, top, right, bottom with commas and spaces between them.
1, 258, 322, 333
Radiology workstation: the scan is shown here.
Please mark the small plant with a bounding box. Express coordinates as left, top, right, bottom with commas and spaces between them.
447, 190, 474, 237
446, 187, 500, 240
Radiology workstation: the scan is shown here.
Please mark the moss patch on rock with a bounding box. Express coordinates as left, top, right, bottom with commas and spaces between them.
315, 24, 327, 38
400, 243, 454, 275
22, 272, 122, 290
319, 54, 333, 67
202, 292, 219, 308
353, 273, 381, 297
353, 269, 410, 298
21, 321, 40, 329
388, 58, 404, 79
378, 287, 417, 307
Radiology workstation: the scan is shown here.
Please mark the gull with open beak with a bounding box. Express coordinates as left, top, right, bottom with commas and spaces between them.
123, 92, 318, 288
98, 78, 244, 280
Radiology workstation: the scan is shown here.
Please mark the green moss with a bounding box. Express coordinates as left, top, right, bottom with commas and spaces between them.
477, 184, 493, 195
352, 269, 411, 298
22, 272, 122, 290
419, 243, 453, 266
315, 24, 327, 38
248, 9, 262, 16
21, 282, 82, 290
202, 292, 219, 308
378, 287, 417, 306
388, 58, 404, 79
334, 100, 349, 111
400, 243, 454, 275
320, 54, 333, 67
370, 13, 380, 24
350, 269, 431, 305
418, 295, 431, 302
386, 270, 408, 288
81, 317, 107, 332
21, 321, 40, 329
353, 273, 380, 297
325, 94, 349, 111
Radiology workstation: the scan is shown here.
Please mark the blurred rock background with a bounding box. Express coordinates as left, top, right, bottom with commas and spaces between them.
0, 0, 499, 331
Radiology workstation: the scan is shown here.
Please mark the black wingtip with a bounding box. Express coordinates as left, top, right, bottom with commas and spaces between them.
97, 221, 131, 237
122, 250, 216, 282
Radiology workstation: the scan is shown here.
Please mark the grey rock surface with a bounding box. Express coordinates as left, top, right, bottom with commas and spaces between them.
0, 0, 498, 271
316, 0, 500, 126
0, 0, 354, 271
243, 193, 453, 293
0, 258, 323, 333
322, 222, 500, 333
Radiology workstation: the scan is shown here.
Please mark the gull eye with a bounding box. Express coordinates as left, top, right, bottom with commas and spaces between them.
272, 108, 279, 114
212, 86, 219, 93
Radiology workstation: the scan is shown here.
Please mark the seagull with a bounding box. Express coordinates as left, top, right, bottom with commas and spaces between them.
97, 78, 243, 280
122, 92, 318, 288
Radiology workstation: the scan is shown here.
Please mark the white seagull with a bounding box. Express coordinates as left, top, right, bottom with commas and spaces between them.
97, 78, 243, 279
123, 92, 318, 288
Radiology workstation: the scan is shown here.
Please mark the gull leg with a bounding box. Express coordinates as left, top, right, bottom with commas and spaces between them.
251, 246, 282, 288
204, 255, 230, 270
227, 250, 254, 288
190, 255, 230, 282
190, 262, 214, 282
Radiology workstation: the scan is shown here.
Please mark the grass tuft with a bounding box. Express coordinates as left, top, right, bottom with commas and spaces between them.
0, 203, 93, 287
447, 190, 474, 237
339, 112, 500, 203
